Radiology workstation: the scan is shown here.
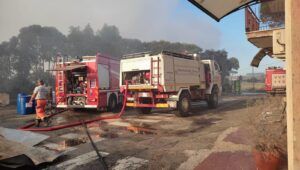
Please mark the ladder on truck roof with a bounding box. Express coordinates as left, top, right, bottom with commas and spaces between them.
150, 57, 160, 86
55, 54, 66, 104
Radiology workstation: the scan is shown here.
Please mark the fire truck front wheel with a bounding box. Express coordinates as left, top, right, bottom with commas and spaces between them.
108, 94, 118, 113
174, 92, 191, 117
207, 87, 218, 109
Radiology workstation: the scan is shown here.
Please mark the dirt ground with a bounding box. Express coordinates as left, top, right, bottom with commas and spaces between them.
0, 94, 287, 170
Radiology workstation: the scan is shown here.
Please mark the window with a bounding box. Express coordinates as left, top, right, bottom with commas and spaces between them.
214, 63, 221, 72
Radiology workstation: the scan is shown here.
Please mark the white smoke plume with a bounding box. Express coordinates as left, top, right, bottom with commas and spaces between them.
0, 0, 221, 49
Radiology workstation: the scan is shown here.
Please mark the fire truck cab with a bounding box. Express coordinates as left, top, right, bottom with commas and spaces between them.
55, 54, 120, 111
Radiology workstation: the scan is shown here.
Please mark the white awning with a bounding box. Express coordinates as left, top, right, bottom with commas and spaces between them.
188, 0, 259, 21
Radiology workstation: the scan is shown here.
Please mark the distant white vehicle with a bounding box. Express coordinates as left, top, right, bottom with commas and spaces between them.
120, 51, 222, 117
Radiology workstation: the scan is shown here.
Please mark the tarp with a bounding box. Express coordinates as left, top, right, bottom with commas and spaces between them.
188, 0, 259, 21
0, 127, 62, 165
0, 154, 37, 170
0, 127, 49, 147
0, 136, 61, 165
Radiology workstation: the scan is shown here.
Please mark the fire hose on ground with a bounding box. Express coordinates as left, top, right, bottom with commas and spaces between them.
19, 82, 129, 132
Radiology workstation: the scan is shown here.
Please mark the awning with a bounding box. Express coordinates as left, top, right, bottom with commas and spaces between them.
49, 65, 86, 71
188, 0, 260, 21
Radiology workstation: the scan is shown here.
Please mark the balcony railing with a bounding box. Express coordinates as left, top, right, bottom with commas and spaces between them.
245, 7, 260, 32
245, 5, 284, 32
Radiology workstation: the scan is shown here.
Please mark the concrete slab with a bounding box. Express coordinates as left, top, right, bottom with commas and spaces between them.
177, 149, 211, 170
177, 127, 253, 170
194, 151, 255, 170
54, 151, 109, 170
60, 133, 85, 139
223, 127, 253, 145
112, 156, 148, 170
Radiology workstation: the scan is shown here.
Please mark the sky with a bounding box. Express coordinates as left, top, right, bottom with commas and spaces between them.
0, 0, 284, 75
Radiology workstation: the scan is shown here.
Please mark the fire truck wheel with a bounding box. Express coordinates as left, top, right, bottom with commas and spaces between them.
207, 87, 218, 109
108, 94, 118, 113
138, 107, 152, 114
175, 92, 191, 117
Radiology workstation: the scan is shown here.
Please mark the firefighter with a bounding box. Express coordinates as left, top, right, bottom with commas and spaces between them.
29, 79, 50, 127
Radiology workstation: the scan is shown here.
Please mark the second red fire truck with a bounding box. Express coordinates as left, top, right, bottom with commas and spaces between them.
265, 67, 286, 95
55, 53, 120, 111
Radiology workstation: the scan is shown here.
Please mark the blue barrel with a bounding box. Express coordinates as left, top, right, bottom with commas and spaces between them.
17, 93, 35, 115
17, 93, 26, 114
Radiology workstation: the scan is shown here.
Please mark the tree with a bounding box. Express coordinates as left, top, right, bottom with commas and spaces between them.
0, 23, 237, 97
39, 26, 66, 63
95, 24, 123, 56
16, 25, 65, 79
0, 25, 66, 96
0, 42, 11, 92
228, 57, 239, 71
97, 24, 121, 42
143, 41, 202, 54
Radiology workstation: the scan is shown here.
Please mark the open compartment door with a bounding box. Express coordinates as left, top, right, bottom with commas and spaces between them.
97, 64, 110, 107
98, 64, 110, 89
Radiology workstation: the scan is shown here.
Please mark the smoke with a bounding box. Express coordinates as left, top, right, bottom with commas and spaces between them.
0, 0, 221, 49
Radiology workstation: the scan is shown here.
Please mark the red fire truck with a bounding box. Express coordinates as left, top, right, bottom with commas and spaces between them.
55, 54, 120, 111
265, 67, 286, 95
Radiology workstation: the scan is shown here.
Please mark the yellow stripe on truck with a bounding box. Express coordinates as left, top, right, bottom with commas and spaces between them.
126, 103, 136, 107
155, 103, 169, 108
126, 103, 169, 108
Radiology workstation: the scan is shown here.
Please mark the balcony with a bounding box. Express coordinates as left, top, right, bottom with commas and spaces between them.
245, 6, 284, 49
245, 2, 285, 67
